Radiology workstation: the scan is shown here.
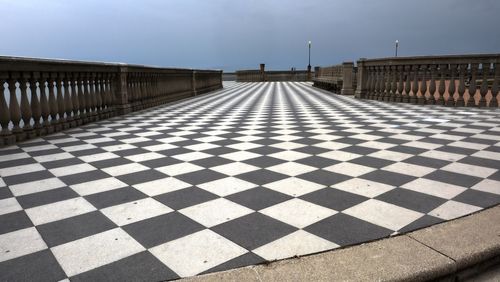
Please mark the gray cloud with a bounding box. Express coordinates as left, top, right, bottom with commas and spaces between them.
1, 0, 499, 71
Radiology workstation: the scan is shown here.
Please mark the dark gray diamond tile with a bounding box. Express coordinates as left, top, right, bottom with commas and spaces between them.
226, 187, 292, 210
2, 170, 53, 186
123, 212, 204, 248
0, 250, 67, 282
70, 251, 179, 282
296, 156, 340, 169
242, 156, 287, 168
300, 188, 368, 211
349, 156, 395, 168
175, 169, 227, 185
17, 187, 79, 209
201, 252, 265, 275
84, 186, 148, 209
0, 211, 33, 235
116, 169, 168, 186
60, 170, 110, 186
452, 189, 500, 208
305, 213, 393, 246
211, 212, 297, 250
360, 170, 416, 186
154, 187, 218, 210
37, 211, 116, 247
297, 170, 351, 186
403, 156, 451, 169
424, 170, 482, 188
398, 215, 444, 233
375, 188, 447, 213
236, 169, 289, 186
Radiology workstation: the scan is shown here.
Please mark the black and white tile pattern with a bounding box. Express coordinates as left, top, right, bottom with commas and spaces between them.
1, 81, 500, 280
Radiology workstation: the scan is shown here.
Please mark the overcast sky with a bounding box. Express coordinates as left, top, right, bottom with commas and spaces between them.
1, 0, 499, 71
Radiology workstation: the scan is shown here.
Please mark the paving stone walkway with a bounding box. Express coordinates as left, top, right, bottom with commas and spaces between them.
1, 82, 500, 281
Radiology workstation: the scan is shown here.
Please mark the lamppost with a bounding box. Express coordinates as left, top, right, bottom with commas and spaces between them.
308, 40, 312, 71
395, 40, 399, 57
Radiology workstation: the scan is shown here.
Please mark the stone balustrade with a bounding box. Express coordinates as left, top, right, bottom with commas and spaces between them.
354, 54, 500, 107
0, 56, 222, 145
313, 62, 357, 95
236, 65, 310, 82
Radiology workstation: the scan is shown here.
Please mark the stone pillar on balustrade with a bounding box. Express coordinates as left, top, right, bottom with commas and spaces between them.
260, 64, 266, 82
114, 65, 132, 115
341, 61, 355, 95
314, 66, 320, 78
354, 59, 367, 99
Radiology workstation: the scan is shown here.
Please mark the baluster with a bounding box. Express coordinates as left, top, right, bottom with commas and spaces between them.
437, 64, 446, 105
0, 74, 12, 142
446, 64, 456, 106
479, 62, 489, 107
70, 73, 81, 125
420, 65, 428, 104
56, 74, 66, 129
97, 73, 105, 114
466, 63, 478, 107
370, 67, 377, 100
383, 66, 390, 101
377, 66, 386, 101
490, 63, 499, 107
89, 73, 97, 120
108, 73, 116, 116
103, 73, 111, 116
84, 73, 92, 122
364, 68, 372, 100
39, 73, 50, 133
19, 73, 34, 137
403, 65, 411, 103
410, 65, 419, 104
456, 64, 467, 107
8, 74, 23, 137
29, 73, 42, 134
78, 73, 87, 123
428, 65, 437, 105
390, 65, 397, 102
375, 66, 382, 100
48, 73, 60, 131
64, 73, 74, 127
396, 65, 404, 102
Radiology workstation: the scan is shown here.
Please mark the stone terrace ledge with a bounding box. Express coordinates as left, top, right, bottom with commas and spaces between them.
0, 56, 223, 146
182, 204, 500, 282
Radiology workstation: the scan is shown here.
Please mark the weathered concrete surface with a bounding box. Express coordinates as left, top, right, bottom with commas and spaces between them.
182, 236, 455, 282
409, 206, 500, 270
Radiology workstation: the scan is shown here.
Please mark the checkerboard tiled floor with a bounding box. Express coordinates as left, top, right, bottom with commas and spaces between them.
1, 81, 500, 281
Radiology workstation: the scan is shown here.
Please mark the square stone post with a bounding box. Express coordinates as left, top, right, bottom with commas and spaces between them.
314, 66, 320, 78
192, 70, 198, 96
114, 65, 131, 115
355, 58, 367, 99
341, 62, 354, 95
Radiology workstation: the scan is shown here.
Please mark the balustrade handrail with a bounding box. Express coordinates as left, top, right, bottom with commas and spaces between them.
0, 56, 222, 146
361, 54, 500, 65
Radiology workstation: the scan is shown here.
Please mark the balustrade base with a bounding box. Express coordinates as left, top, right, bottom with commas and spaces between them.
1, 134, 16, 146
340, 89, 354, 95
456, 98, 465, 107
466, 99, 476, 107
445, 99, 455, 106
478, 99, 487, 107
